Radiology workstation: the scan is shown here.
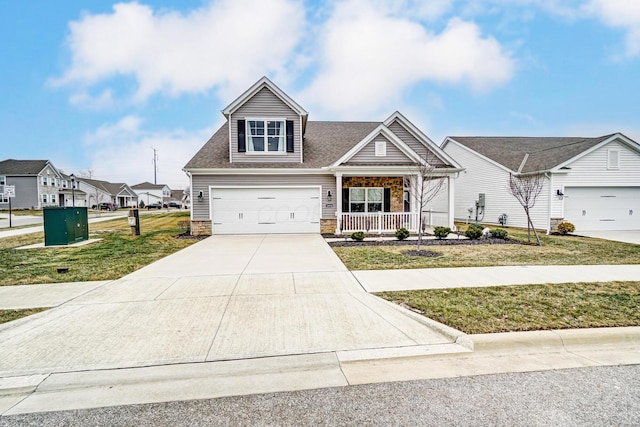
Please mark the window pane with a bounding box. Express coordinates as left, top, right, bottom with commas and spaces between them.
350, 188, 365, 202
368, 203, 382, 212
350, 202, 365, 212
368, 188, 383, 201
251, 137, 264, 151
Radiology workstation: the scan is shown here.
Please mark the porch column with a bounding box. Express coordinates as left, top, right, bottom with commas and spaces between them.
448, 175, 456, 231
335, 173, 342, 235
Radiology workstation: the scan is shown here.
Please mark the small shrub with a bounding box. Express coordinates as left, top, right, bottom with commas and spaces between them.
490, 228, 508, 239
465, 225, 483, 240
351, 231, 365, 241
557, 221, 575, 235
395, 228, 410, 241
433, 226, 451, 239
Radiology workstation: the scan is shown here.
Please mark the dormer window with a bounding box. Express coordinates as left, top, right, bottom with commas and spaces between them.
247, 119, 285, 152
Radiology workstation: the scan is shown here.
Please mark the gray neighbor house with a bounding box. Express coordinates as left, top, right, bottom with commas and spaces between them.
0, 159, 65, 209
183, 77, 462, 236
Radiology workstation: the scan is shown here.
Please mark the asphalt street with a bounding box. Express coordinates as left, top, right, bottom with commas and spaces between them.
1, 365, 638, 426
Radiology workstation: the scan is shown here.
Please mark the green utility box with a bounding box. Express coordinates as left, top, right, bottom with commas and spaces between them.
43, 207, 89, 246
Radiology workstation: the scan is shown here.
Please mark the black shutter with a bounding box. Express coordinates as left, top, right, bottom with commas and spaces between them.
238, 120, 246, 153
286, 120, 294, 153
342, 188, 349, 213
383, 188, 391, 212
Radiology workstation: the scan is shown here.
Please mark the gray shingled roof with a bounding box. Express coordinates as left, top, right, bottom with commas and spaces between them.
449, 135, 615, 173
184, 121, 380, 169
0, 159, 50, 175
131, 181, 168, 190
79, 178, 131, 196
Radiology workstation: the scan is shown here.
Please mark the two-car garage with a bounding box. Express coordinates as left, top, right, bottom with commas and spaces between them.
210, 187, 321, 235
564, 187, 640, 231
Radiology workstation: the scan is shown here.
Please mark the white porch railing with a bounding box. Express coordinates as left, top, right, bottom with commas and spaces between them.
340, 211, 449, 233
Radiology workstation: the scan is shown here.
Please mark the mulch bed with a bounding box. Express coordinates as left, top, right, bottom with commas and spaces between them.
174, 232, 208, 240
327, 236, 523, 247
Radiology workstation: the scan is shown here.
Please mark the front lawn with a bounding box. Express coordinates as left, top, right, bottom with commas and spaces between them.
376, 281, 640, 334
0, 308, 48, 325
0, 212, 198, 286
332, 229, 640, 270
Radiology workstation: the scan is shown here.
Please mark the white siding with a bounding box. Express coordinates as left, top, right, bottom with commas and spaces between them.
552, 140, 640, 218
346, 135, 414, 164
192, 174, 336, 220
230, 87, 302, 164
443, 141, 550, 229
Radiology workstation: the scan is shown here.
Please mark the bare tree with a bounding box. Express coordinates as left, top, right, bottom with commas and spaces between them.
508, 172, 545, 246
405, 159, 447, 251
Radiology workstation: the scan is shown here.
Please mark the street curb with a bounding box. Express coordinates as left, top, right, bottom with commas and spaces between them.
471, 326, 640, 354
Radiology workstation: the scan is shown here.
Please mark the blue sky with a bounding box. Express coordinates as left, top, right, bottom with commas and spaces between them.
2, 0, 639, 189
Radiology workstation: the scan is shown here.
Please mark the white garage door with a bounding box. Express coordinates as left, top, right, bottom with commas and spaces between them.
211, 187, 321, 234
564, 187, 640, 231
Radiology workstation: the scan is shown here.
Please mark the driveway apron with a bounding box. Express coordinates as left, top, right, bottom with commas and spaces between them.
0, 234, 460, 377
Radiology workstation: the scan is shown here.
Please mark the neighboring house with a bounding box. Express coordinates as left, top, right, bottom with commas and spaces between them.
58, 173, 87, 207
0, 159, 62, 209
183, 77, 462, 236
132, 182, 172, 206
77, 178, 138, 209
170, 189, 188, 207
441, 133, 640, 232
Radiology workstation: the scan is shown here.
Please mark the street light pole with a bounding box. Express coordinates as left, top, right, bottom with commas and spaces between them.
70, 174, 76, 207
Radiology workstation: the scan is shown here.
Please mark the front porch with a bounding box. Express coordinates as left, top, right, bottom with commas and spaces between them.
339, 210, 449, 234
333, 174, 455, 235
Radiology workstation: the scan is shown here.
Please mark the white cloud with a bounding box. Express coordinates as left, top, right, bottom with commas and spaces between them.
82, 115, 214, 189
584, 0, 640, 57
300, 0, 514, 118
69, 89, 114, 109
55, 0, 305, 102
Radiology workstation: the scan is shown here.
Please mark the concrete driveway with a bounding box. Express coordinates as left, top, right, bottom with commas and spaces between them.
576, 230, 640, 245
0, 234, 465, 377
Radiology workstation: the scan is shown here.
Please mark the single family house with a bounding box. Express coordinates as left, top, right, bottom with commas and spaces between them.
132, 182, 172, 206
0, 159, 63, 209
77, 178, 138, 209
441, 134, 640, 232
183, 77, 462, 236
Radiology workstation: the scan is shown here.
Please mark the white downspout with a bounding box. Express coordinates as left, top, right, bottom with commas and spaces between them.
448, 175, 456, 231
546, 172, 552, 234
335, 173, 342, 235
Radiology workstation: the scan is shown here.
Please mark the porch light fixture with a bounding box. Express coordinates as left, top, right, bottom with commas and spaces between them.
556, 189, 564, 199
197, 190, 204, 201
327, 190, 332, 202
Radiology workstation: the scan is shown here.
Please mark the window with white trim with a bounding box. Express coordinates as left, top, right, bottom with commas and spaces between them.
62, 180, 68, 188
607, 149, 620, 169
51, 178, 56, 187
51, 194, 56, 203
247, 119, 285, 152
349, 188, 383, 212
42, 194, 48, 203
375, 140, 386, 157
0, 194, 7, 203
41, 176, 47, 186
0, 176, 5, 185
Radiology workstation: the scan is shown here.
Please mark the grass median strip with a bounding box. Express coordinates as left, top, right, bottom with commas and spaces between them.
0, 308, 48, 325
333, 230, 640, 270
0, 212, 198, 286
376, 281, 640, 334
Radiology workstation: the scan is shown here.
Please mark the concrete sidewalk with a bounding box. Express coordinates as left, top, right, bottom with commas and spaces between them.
354, 264, 640, 292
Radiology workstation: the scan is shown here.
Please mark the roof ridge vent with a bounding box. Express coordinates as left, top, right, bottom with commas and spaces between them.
517, 153, 529, 173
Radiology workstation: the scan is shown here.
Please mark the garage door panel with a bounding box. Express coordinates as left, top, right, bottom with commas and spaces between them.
564, 187, 640, 231
211, 187, 320, 235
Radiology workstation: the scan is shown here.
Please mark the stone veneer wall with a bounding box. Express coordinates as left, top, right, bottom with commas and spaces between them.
320, 218, 337, 234
191, 220, 212, 236
342, 177, 404, 212
549, 217, 564, 233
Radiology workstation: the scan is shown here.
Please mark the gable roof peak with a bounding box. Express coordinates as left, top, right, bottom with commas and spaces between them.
221, 76, 308, 119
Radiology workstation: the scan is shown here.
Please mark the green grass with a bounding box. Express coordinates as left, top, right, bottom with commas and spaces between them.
0, 212, 197, 286
0, 209, 42, 216
376, 281, 640, 334
0, 308, 49, 325
333, 228, 640, 270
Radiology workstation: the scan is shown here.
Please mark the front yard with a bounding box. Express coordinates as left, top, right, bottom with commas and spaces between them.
332, 228, 640, 270
0, 212, 198, 287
